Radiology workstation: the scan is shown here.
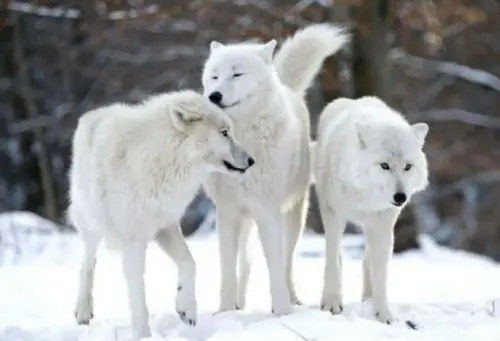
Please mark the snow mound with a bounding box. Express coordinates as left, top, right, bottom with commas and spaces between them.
0, 211, 73, 266
0, 212, 499, 341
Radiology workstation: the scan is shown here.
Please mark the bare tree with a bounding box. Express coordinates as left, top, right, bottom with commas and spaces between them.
2, 0, 500, 258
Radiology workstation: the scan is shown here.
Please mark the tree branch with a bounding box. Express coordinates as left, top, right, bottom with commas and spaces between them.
424, 171, 500, 200
411, 109, 500, 130
9, 116, 60, 134
8, 1, 158, 20
391, 48, 500, 93
404, 75, 454, 113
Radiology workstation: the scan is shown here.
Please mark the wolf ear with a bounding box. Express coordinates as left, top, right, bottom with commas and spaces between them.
259, 39, 277, 64
170, 107, 202, 132
412, 122, 429, 146
356, 123, 368, 149
210, 41, 224, 51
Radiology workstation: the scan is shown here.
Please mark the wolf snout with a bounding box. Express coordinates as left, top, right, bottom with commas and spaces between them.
209, 91, 223, 105
392, 192, 407, 207
222, 154, 255, 174
223, 157, 254, 174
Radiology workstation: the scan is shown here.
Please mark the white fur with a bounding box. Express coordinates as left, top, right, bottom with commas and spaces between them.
68, 90, 252, 340
274, 23, 349, 94
314, 96, 429, 323
202, 23, 349, 314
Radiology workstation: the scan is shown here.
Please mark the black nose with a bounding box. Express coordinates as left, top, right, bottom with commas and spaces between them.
209, 91, 222, 104
247, 157, 255, 167
393, 192, 407, 205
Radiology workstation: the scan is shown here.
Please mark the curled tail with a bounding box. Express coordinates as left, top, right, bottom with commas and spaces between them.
274, 23, 349, 94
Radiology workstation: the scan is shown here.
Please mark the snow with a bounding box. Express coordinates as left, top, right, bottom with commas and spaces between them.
1, 211, 500, 341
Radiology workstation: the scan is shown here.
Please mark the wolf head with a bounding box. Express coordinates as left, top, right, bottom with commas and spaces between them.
168, 91, 254, 174
351, 119, 429, 210
201, 40, 278, 110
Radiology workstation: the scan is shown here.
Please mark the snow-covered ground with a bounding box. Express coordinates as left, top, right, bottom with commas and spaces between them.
1, 211, 500, 341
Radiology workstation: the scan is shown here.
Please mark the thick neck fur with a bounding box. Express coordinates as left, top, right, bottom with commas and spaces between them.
117, 100, 207, 197
226, 69, 284, 123
224, 70, 291, 151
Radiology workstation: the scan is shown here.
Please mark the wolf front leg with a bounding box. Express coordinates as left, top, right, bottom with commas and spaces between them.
284, 192, 309, 305
155, 225, 197, 325
362, 246, 373, 301
319, 202, 346, 315
74, 229, 101, 325
122, 241, 151, 340
364, 209, 399, 324
216, 205, 244, 311
254, 204, 292, 315
236, 216, 256, 310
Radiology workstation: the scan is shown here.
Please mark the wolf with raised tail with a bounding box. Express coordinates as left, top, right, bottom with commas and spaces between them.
201, 23, 349, 315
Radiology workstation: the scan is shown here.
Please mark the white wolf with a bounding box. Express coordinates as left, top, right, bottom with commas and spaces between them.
314, 96, 429, 323
201, 23, 349, 314
68, 90, 253, 340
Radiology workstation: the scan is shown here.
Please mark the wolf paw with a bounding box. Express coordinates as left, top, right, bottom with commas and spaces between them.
74, 299, 94, 325
176, 286, 197, 326
218, 301, 240, 313
321, 295, 343, 315
374, 308, 396, 324
132, 325, 152, 341
219, 288, 240, 313
271, 301, 293, 315
290, 292, 303, 306
236, 292, 246, 311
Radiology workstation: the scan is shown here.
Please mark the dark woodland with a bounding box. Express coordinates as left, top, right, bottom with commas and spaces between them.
1, 0, 500, 259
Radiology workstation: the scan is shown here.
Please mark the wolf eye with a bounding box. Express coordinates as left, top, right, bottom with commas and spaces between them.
404, 163, 413, 171
220, 129, 229, 137
233, 73, 243, 78
212, 76, 218, 80
380, 162, 390, 170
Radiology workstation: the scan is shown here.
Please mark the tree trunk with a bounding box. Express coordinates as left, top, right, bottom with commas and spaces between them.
353, 0, 393, 103
12, 15, 58, 222
352, 0, 418, 252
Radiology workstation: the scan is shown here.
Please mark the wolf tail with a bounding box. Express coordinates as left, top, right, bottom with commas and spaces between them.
273, 23, 349, 95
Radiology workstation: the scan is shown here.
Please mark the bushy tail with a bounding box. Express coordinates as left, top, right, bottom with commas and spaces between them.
274, 23, 349, 94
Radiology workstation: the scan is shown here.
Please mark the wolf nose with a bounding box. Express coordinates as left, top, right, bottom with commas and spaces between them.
247, 157, 255, 168
393, 192, 407, 205
209, 91, 223, 104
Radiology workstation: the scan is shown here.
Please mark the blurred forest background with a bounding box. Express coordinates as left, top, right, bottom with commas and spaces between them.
1, 0, 499, 259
